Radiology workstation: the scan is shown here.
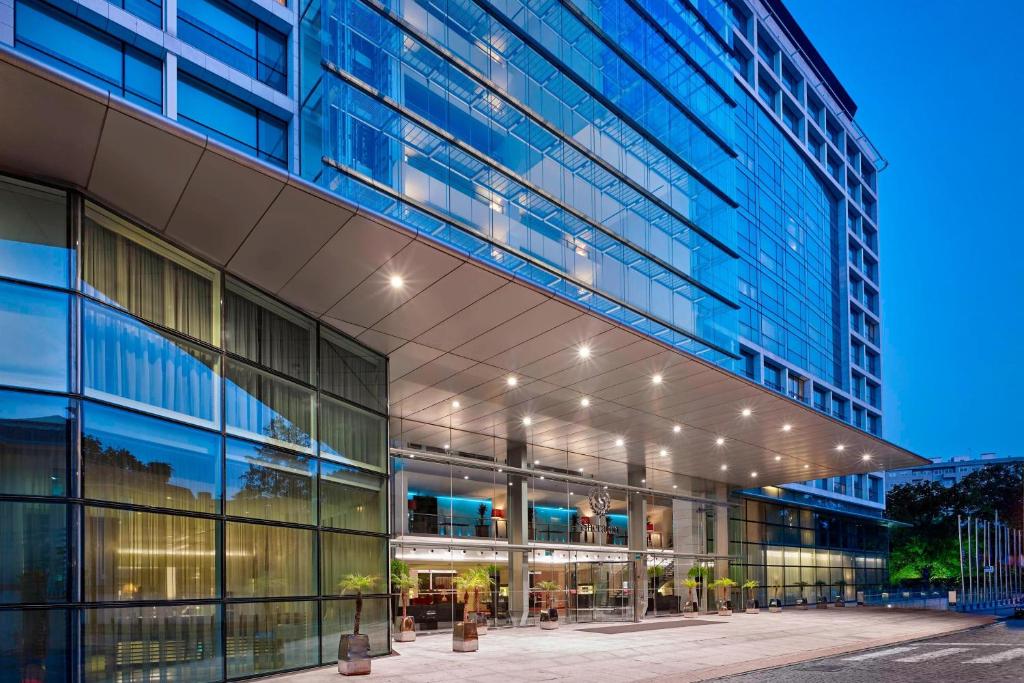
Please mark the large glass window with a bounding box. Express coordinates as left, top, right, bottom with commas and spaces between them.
225, 522, 315, 598
84, 507, 217, 601
0, 608, 67, 682
0, 501, 68, 604
177, 74, 288, 168
318, 395, 385, 471
82, 204, 221, 345
0, 280, 69, 392
320, 463, 386, 533
0, 390, 70, 496
322, 598, 389, 659
225, 438, 315, 524
83, 604, 221, 683
225, 278, 315, 383
225, 360, 315, 452
225, 601, 318, 677
321, 532, 386, 595
14, 0, 162, 112
178, 0, 287, 92
0, 176, 68, 287
82, 301, 221, 426
82, 402, 220, 513
320, 329, 386, 413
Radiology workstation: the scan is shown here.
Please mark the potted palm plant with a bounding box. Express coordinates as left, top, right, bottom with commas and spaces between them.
337, 574, 378, 676
815, 580, 828, 608
647, 565, 665, 617
391, 560, 416, 642
796, 580, 809, 609
475, 503, 490, 538
712, 577, 736, 616
536, 580, 561, 629
682, 577, 700, 617
742, 580, 760, 614
834, 580, 847, 608
687, 565, 711, 612
768, 581, 783, 613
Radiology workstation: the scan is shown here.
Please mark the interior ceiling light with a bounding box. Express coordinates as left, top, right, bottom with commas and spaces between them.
651, 373, 663, 385
720, 464, 728, 471
862, 454, 872, 461
741, 408, 752, 417
615, 438, 624, 447
659, 449, 668, 457
580, 397, 590, 407
836, 444, 846, 452
389, 274, 404, 289
751, 471, 758, 478
774, 455, 782, 461
782, 424, 792, 432
578, 345, 591, 359
522, 416, 532, 426
452, 400, 460, 408
507, 376, 518, 387
673, 425, 682, 433
716, 437, 726, 446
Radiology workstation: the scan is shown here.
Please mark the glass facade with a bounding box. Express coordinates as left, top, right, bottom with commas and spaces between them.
0, 173, 390, 682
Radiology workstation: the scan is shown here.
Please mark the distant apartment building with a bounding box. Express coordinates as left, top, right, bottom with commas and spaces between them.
886, 454, 1024, 490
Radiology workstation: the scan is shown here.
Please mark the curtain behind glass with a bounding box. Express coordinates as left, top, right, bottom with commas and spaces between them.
225, 522, 315, 598
0, 176, 68, 287
225, 281, 314, 383
318, 394, 385, 470
320, 330, 386, 413
0, 389, 70, 496
82, 205, 219, 345
225, 360, 314, 452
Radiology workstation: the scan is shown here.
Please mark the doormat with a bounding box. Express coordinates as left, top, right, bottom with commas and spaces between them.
578, 620, 722, 634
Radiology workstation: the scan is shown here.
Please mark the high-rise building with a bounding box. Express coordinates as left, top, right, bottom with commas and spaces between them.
0, 0, 922, 679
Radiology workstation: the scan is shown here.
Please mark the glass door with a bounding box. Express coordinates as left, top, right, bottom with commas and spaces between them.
568, 560, 631, 623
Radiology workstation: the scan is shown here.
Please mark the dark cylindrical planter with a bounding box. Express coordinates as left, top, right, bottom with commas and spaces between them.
338, 633, 371, 676
768, 598, 783, 613
540, 607, 559, 629
453, 621, 479, 652
682, 601, 699, 618
394, 616, 416, 642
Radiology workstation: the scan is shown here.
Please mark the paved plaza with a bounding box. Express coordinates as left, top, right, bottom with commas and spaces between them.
271, 609, 994, 683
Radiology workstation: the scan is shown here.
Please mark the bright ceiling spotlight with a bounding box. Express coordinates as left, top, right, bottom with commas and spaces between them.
452, 400, 460, 408
673, 425, 682, 434
443, 443, 450, 450
578, 345, 591, 359
715, 437, 726, 446
741, 408, 752, 417
720, 464, 728, 471
389, 274, 404, 289
836, 444, 846, 452
534, 459, 540, 465
522, 416, 532, 426
580, 397, 590, 407
751, 471, 758, 478
615, 438, 624, 447
578, 468, 584, 473
651, 373, 663, 385
641, 478, 646, 483
507, 376, 518, 387
659, 448, 668, 457
774, 455, 782, 461
862, 454, 872, 461
782, 424, 792, 432
463, 475, 469, 479
672, 484, 678, 489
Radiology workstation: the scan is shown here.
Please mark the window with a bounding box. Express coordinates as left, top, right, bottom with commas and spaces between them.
813, 387, 828, 412
0, 280, 69, 392
318, 394, 386, 471
787, 374, 805, 401
320, 463, 387, 532
226, 602, 317, 677
832, 397, 847, 420
225, 438, 315, 524
108, 0, 163, 27
14, 0, 162, 112
82, 402, 221, 513
740, 349, 757, 380
0, 501, 68, 604
178, 74, 288, 167
225, 278, 315, 383
84, 507, 217, 601
0, 609, 68, 681
225, 522, 316, 598
868, 476, 882, 503
320, 329, 387, 413
780, 62, 801, 99
225, 360, 315, 452
763, 364, 782, 392
322, 598, 389, 659
321, 532, 386, 594
0, 176, 68, 287
0, 390, 70, 496
178, 0, 287, 92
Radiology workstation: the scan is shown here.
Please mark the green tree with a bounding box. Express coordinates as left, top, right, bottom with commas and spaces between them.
339, 575, 379, 635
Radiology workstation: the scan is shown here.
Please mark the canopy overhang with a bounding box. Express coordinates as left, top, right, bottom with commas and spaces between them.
0, 49, 928, 490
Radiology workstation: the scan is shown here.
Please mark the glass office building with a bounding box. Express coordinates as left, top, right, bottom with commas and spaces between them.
0, 0, 911, 678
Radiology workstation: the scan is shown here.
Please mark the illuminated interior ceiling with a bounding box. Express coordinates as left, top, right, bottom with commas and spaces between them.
0, 50, 927, 491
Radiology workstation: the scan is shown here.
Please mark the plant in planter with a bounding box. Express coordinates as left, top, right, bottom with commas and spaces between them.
455, 567, 493, 636
337, 574, 379, 676
814, 580, 828, 608
536, 580, 561, 629
485, 563, 502, 624
796, 580, 810, 609
391, 560, 417, 642
569, 512, 581, 542
682, 578, 700, 617
834, 580, 847, 608
451, 569, 489, 652
711, 577, 737, 616
687, 565, 711, 612
768, 581, 783, 613
475, 503, 490, 538
647, 565, 666, 617
742, 580, 760, 614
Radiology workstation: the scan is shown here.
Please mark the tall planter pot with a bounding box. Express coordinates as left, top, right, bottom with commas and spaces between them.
682, 601, 699, 618
338, 634, 371, 676
768, 598, 783, 613
469, 611, 488, 635
540, 607, 559, 630
716, 600, 733, 617
394, 616, 416, 643
453, 621, 479, 652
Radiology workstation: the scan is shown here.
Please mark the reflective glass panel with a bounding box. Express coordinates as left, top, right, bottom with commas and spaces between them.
0, 176, 68, 287
82, 402, 220, 513
225, 601, 317, 677
81, 203, 220, 345
84, 507, 217, 601
321, 598, 389, 659
0, 608, 67, 682
0, 280, 69, 392
225, 278, 315, 383
225, 522, 315, 598
0, 501, 68, 604
0, 390, 70, 496
318, 394, 385, 470
320, 463, 386, 533
83, 301, 221, 426
321, 532, 386, 596
225, 360, 314, 452
83, 604, 221, 683
320, 329, 386, 413
225, 438, 315, 524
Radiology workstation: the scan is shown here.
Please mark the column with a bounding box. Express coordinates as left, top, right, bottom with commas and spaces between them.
506, 436, 531, 625
627, 460, 647, 622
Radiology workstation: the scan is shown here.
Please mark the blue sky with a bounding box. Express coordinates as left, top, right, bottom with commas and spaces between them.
784, 1, 1024, 459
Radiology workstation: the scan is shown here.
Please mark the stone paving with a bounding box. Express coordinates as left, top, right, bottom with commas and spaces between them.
270, 608, 994, 682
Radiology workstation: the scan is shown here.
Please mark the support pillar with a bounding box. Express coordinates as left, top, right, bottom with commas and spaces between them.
627, 460, 647, 622
507, 437, 531, 625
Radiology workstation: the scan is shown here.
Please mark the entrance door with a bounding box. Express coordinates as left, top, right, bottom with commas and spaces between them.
569, 561, 631, 623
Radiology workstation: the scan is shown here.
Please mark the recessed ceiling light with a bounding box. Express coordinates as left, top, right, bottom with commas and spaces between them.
741, 408, 752, 417
507, 376, 518, 387
522, 417, 532, 426
497, 468, 503, 473
782, 424, 792, 432
803, 464, 809, 469
539, 475, 544, 480
615, 438, 624, 447
463, 475, 469, 479
720, 464, 728, 471
534, 459, 540, 465
751, 471, 758, 478
443, 443, 450, 450
578, 345, 591, 359
862, 454, 872, 461
578, 468, 584, 473
651, 374, 663, 385
452, 400, 460, 408
716, 437, 726, 446
774, 455, 782, 461
673, 425, 682, 433
659, 448, 668, 457
672, 484, 678, 489
580, 397, 590, 407
836, 444, 846, 452
389, 275, 404, 288
641, 478, 646, 483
